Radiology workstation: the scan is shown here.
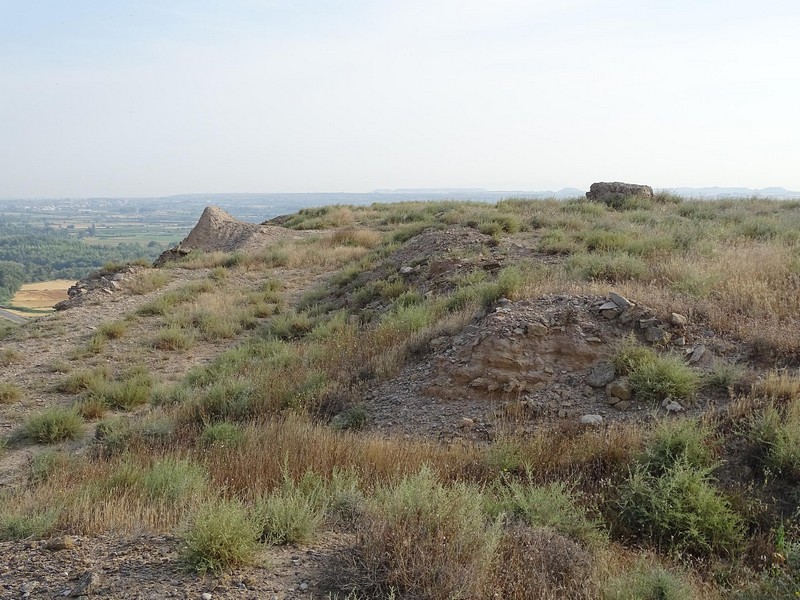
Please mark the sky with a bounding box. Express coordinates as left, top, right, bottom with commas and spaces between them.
1, 0, 799, 197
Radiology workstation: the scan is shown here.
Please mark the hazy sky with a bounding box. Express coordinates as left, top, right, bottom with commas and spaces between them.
1, 1, 798, 197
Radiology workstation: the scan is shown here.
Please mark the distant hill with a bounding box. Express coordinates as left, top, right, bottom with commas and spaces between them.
661, 186, 800, 199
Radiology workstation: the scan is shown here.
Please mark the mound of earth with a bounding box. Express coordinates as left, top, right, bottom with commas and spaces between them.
154, 206, 310, 265
365, 291, 742, 440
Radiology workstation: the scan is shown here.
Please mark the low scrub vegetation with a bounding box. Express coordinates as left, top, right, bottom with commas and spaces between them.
4, 196, 800, 598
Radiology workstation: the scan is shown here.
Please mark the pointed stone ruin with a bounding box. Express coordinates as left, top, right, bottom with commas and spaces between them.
154, 206, 306, 266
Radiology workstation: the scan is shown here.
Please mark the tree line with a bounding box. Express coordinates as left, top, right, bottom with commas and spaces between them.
0, 225, 164, 303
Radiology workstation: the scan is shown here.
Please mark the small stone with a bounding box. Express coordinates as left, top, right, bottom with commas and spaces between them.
585, 336, 602, 343
299, 583, 309, 591
688, 344, 706, 364
527, 323, 548, 336
580, 414, 603, 425
663, 400, 684, 413
645, 326, 670, 344
609, 292, 634, 309
599, 301, 619, 311
558, 409, 567, 418
600, 309, 620, 320
614, 400, 632, 411
583, 386, 594, 396
399, 266, 414, 275
586, 362, 616, 388
639, 318, 660, 330
674, 336, 686, 347
45, 536, 76, 551
513, 328, 524, 335
606, 378, 632, 401
70, 571, 101, 597
670, 312, 688, 326
458, 418, 475, 429
108, 281, 121, 291
202, 594, 213, 600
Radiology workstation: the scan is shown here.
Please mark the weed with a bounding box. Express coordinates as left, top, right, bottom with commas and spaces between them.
642, 419, 717, 474
151, 327, 196, 351
0, 509, 59, 541
181, 499, 260, 574
22, 408, 84, 443
603, 561, 694, 600
252, 471, 327, 545
488, 478, 607, 547
617, 458, 743, 557
0, 382, 22, 404
358, 467, 500, 600
200, 422, 246, 448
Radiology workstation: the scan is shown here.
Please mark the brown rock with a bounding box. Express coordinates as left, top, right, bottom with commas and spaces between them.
670, 312, 688, 326
44, 536, 75, 551
586, 182, 654, 202
606, 379, 632, 401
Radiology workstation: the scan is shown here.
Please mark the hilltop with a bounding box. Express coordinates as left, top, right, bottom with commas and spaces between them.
1, 195, 799, 599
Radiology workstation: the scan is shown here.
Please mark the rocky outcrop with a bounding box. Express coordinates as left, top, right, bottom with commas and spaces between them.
154, 206, 311, 266
54, 266, 145, 311
586, 182, 654, 202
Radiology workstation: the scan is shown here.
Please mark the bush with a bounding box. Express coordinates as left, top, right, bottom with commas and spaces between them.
488, 478, 607, 547
95, 320, 129, 340
357, 467, 501, 600
749, 398, 800, 480
603, 562, 694, 600
151, 327, 196, 351
617, 458, 744, 557
567, 252, 649, 282
613, 335, 657, 375
252, 471, 327, 545
140, 458, 207, 502
642, 418, 717, 475
629, 354, 700, 403
200, 422, 246, 448
22, 407, 84, 443
0, 382, 22, 404
492, 525, 594, 599
0, 509, 59, 540
181, 500, 260, 574
331, 406, 368, 431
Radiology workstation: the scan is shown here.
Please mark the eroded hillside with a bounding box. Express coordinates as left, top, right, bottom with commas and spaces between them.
1, 198, 799, 599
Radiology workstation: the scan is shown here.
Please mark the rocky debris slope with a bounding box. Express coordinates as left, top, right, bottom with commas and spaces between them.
154, 206, 310, 265
54, 265, 147, 311
366, 291, 734, 439
586, 181, 654, 202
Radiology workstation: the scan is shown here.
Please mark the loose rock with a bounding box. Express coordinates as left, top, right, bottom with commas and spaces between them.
45, 536, 75, 551
606, 378, 632, 401
580, 414, 603, 425
670, 312, 688, 326
586, 362, 616, 388
609, 292, 634, 309
70, 571, 101, 597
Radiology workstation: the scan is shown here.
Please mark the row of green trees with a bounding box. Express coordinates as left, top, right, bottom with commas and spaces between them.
0, 225, 165, 303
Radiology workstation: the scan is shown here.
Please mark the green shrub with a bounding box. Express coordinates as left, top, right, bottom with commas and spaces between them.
642, 419, 717, 475
704, 360, 746, 394
140, 458, 207, 502
87, 370, 153, 410
629, 354, 700, 403
613, 335, 657, 375
252, 471, 327, 545
199, 422, 246, 448
151, 326, 196, 351
331, 406, 368, 431
617, 458, 744, 557
567, 252, 649, 282
603, 562, 693, 600
181, 500, 260, 574
95, 320, 129, 340
55, 368, 108, 394
0, 382, 22, 404
358, 467, 501, 600
750, 398, 800, 480
489, 479, 607, 547
0, 509, 59, 540
22, 407, 84, 443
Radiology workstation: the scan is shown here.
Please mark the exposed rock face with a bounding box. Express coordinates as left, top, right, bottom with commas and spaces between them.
586, 182, 654, 202
154, 205, 311, 266
54, 266, 146, 311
